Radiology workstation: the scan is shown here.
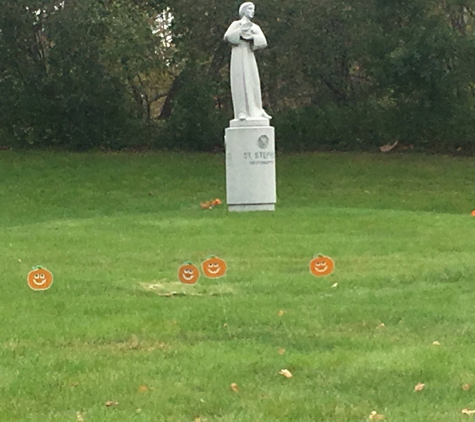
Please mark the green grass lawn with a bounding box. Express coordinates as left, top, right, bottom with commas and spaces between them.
2, 150, 475, 421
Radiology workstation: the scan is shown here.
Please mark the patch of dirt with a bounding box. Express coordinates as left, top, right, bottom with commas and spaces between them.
140, 281, 236, 297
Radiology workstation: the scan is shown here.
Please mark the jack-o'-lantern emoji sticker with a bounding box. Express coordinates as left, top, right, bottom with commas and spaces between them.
27, 266, 54, 290
178, 262, 200, 284
309, 255, 334, 277
201, 256, 227, 278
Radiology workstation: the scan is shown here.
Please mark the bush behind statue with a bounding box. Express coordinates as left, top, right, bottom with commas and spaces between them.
274, 99, 475, 153
158, 64, 228, 152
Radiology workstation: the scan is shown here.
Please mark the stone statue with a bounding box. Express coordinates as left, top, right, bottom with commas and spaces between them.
224, 2, 271, 123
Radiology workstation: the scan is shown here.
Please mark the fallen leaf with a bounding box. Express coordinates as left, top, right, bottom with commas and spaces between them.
380, 140, 398, 152
200, 201, 213, 210
376, 323, 385, 329
105, 401, 119, 407
369, 410, 385, 420
331, 283, 338, 288
277, 310, 285, 317
278, 348, 286, 355
138, 385, 148, 393
230, 383, 239, 392
70, 382, 79, 387
414, 383, 425, 392
432, 341, 440, 346
462, 408, 475, 415
76, 412, 85, 422
279, 369, 293, 378
463, 384, 472, 391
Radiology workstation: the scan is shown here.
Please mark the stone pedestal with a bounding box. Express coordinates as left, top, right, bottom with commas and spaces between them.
225, 121, 276, 212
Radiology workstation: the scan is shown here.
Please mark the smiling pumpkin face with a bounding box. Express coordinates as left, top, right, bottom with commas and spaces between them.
27, 266, 54, 290
309, 255, 334, 277
178, 262, 200, 284
201, 256, 227, 278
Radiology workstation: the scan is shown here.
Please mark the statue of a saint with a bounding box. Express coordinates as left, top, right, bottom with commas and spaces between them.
224, 2, 271, 123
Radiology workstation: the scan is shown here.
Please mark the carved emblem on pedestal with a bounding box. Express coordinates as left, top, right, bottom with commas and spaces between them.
257, 135, 269, 149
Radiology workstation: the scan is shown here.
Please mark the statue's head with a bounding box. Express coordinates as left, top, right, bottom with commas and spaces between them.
239, 2, 255, 19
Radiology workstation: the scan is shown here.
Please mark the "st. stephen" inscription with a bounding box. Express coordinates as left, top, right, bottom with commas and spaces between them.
242, 151, 275, 165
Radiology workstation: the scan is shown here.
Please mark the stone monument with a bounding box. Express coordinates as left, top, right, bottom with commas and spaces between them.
224, 2, 276, 212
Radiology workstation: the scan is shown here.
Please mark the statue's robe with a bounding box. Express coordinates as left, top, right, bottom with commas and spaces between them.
224, 20, 268, 120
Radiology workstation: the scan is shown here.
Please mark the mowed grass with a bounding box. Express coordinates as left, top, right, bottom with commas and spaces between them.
1, 151, 475, 421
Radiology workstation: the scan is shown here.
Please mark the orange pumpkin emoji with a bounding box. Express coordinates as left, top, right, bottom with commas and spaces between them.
178, 262, 200, 284
309, 255, 334, 277
201, 256, 227, 278
27, 266, 54, 290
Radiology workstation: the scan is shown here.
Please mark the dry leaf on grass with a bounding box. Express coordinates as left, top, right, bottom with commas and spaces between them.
279, 369, 293, 378
462, 408, 475, 415
463, 384, 472, 391
369, 410, 385, 420
432, 341, 440, 346
376, 323, 385, 329
414, 383, 425, 392
105, 401, 119, 407
70, 382, 79, 387
278, 348, 286, 355
200, 201, 213, 210
138, 385, 148, 393
380, 141, 398, 152
230, 383, 239, 392
277, 310, 285, 317
76, 412, 85, 422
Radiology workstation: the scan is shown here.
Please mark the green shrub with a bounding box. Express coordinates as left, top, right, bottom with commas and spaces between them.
161, 64, 228, 151
274, 101, 390, 152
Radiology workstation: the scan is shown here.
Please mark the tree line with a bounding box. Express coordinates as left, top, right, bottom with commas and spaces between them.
1, 0, 475, 152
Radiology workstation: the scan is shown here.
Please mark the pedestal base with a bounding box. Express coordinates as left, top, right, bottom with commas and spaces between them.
228, 204, 275, 212
225, 125, 276, 212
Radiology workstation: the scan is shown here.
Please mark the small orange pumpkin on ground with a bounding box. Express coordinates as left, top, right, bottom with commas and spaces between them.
178, 262, 200, 284
201, 256, 227, 278
309, 255, 334, 277
27, 266, 54, 290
